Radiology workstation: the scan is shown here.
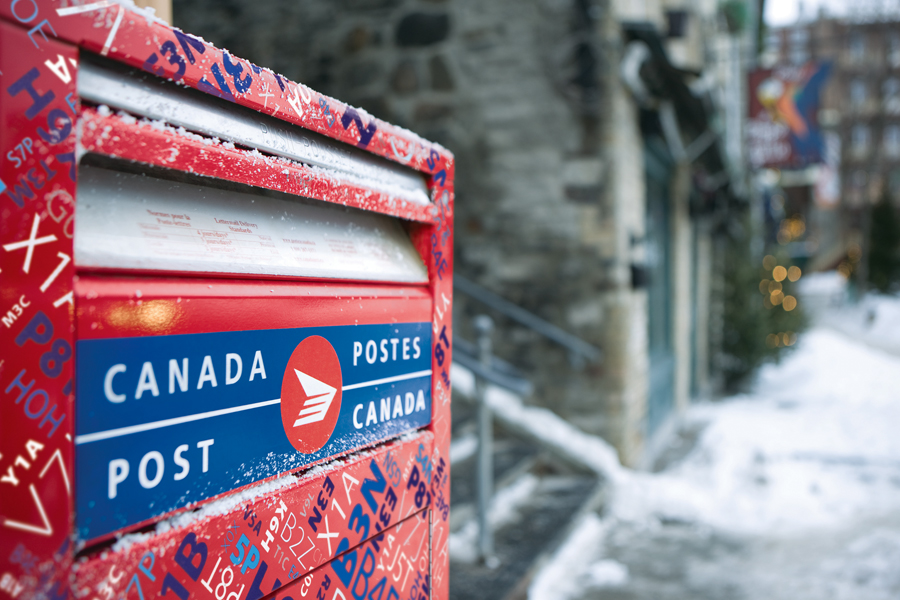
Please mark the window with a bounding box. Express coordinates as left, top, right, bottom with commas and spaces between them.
889, 33, 900, 68
889, 169, 900, 201
666, 10, 688, 38
765, 32, 782, 56
851, 79, 867, 108
852, 124, 871, 155
789, 28, 809, 45
884, 78, 900, 114
849, 32, 865, 63
790, 46, 809, 65
789, 27, 809, 65
885, 125, 900, 158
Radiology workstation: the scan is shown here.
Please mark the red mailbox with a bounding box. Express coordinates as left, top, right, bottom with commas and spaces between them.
0, 4, 453, 599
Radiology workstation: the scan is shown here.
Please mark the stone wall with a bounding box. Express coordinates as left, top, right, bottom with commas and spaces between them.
175, 0, 652, 465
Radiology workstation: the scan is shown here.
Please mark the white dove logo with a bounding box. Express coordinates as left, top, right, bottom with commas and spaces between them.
292, 369, 337, 427
280, 335, 343, 454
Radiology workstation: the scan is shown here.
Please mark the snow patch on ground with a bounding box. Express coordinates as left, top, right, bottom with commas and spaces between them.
614, 328, 900, 534
825, 293, 900, 356
584, 559, 630, 587
797, 270, 848, 297
522, 324, 900, 599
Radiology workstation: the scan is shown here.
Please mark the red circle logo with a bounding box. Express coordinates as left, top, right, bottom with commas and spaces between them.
280, 336, 342, 454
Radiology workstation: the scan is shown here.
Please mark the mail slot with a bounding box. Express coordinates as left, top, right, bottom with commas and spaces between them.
0, 6, 453, 600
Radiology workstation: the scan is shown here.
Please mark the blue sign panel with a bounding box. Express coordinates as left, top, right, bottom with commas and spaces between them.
75, 322, 432, 541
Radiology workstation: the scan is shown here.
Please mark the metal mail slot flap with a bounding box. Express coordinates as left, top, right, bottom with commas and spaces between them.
78, 55, 431, 207
75, 166, 428, 283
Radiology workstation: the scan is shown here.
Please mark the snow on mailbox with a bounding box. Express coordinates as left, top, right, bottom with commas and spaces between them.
0, 4, 453, 600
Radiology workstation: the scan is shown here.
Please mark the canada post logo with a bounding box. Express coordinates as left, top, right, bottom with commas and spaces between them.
280, 336, 342, 453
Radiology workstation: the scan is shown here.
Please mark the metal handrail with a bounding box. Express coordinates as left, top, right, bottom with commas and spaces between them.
453, 275, 602, 365
453, 336, 534, 397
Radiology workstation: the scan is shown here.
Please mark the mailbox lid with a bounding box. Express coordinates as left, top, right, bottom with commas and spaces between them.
74, 276, 434, 542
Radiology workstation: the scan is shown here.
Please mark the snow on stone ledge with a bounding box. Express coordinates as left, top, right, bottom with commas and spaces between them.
450, 363, 624, 482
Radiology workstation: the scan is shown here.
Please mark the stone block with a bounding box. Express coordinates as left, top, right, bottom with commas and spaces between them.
391, 59, 419, 94
413, 102, 454, 124
342, 59, 382, 90
396, 12, 450, 47
344, 25, 372, 54
429, 55, 455, 90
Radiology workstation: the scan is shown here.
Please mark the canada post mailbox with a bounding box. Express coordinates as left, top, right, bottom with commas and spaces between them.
0, 5, 453, 600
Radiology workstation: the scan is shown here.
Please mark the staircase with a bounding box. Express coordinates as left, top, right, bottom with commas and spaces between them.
447, 277, 610, 599
448, 392, 603, 599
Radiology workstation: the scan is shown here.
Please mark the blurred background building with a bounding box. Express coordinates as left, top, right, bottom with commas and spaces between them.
759, 11, 900, 291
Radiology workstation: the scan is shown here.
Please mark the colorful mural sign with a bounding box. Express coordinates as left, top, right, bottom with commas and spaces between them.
747, 62, 832, 169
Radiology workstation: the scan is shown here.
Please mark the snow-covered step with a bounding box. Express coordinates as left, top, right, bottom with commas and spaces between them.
446, 361, 614, 599
448, 466, 600, 600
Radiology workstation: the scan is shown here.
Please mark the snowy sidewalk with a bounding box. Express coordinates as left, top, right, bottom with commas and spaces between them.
530, 327, 900, 600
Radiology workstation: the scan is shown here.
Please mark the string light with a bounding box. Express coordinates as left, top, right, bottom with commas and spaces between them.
777, 218, 806, 244
767, 331, 798, 348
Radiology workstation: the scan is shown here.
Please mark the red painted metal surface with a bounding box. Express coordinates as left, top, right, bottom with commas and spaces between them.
0, 18, 78, 600
277, 508, 432, 600
72, 431, 434, 600
0, 2, 454, 599
74, 276, 433, 339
